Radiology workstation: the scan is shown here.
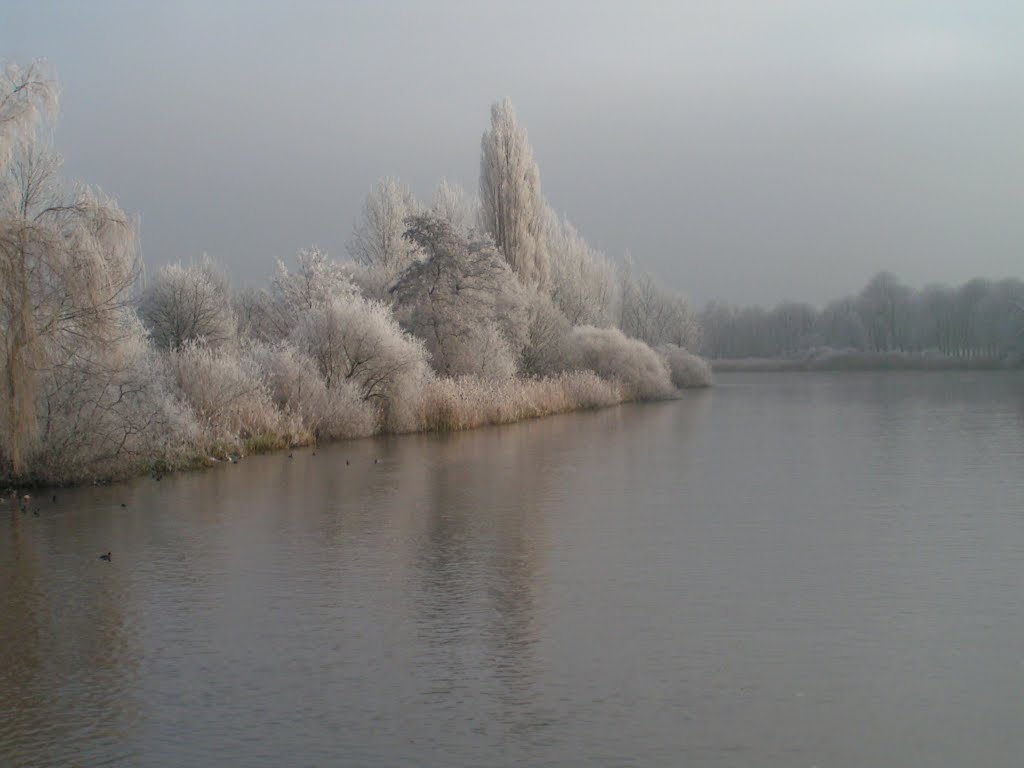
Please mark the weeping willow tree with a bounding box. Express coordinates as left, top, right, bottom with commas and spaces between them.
1, 61, 140, 479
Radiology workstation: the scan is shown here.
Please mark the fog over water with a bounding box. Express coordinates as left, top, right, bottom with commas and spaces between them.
4, 1, 1023, 305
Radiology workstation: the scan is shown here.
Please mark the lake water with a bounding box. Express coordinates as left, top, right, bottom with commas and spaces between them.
3, 371, 1024, 767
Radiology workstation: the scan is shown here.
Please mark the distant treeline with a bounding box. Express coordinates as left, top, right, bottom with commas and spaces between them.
1, 63, 709, 486
700, 271, 1024, 363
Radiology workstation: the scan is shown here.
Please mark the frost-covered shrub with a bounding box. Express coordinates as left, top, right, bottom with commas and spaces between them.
246, 342, 377, 441
290, 293, 431, 408
375, 362, 436, 435
567, 326, 675, 400
168, 341, 287, 452
521, 289, 572, 376
656, 343, 713, 388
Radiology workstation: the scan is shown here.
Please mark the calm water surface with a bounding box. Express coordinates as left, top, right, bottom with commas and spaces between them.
3, 371, 1024, 767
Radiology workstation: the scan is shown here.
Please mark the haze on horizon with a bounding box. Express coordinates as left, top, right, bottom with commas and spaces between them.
4, 0, 1022, 307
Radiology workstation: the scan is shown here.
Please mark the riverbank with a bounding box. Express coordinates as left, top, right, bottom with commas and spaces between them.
3, 366, 712, 490
712, 349, 1020, 372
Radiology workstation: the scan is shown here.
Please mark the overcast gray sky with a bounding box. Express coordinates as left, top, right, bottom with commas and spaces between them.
4, 1, 1023, 306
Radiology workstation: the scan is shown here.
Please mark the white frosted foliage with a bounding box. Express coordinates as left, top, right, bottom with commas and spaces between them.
139, 256, 236, 350
348, 177, 422, 288
479, 98, 549, 290
393, 214, 528, 380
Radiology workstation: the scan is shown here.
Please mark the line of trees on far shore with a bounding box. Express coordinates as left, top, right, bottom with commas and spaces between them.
700, 271, 1024, 362
1, 62, 709, 486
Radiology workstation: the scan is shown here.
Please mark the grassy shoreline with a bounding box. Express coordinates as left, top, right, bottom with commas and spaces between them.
711, 351, 1020, 372
5, 370, 713, 491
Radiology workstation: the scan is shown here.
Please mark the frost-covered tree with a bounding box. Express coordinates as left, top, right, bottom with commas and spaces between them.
547, 211, 618, 327
619, 255, 700, 350
233, 286, 275, 342
237, 247, 355, 343
290, 293, 430, 406
393, 214, 528, 379
0, 61, 58, 166
479, 98, 549, 290
17, 309, 188, 483
430, 178, 477, 233
1, 63, 141, 477
139, 256, 235, 350
348, 177, 421, 288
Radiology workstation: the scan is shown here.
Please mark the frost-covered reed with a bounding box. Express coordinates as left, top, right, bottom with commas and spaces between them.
401, 371, 626, 433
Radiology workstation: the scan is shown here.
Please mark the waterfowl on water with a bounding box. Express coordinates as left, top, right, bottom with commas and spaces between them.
99, 552, 112, 562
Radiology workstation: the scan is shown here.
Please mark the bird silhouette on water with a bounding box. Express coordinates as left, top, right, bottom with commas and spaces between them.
99, 552, 112, 562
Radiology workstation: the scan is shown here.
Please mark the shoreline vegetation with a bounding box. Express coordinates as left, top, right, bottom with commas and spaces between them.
699, 272, 1024, 365
5, 62, 1021, 489
712, 349, 1021, 372
1, 63, 710, 489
